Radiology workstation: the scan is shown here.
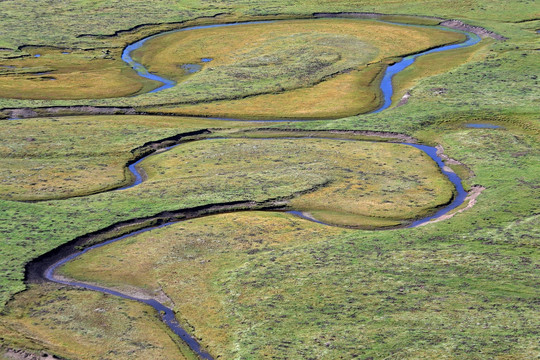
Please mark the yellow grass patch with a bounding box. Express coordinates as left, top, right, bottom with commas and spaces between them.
288, 140, 454, 224
0, 48, 158, 99
146, 65, 384, 119
1, 284, 192, 359
134, 19, 464, 118
59, 212, 345, 358
134, 19, 464, 80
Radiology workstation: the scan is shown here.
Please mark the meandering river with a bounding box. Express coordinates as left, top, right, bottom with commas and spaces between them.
43, 18, 480, 359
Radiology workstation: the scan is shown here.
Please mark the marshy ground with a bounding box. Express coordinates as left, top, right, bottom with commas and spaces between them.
0, 2, 538, 359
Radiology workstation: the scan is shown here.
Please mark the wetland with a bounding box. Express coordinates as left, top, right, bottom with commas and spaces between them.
0, 4, 538, 360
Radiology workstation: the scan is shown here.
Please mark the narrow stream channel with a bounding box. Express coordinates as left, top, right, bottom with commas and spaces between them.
44, 223, 214, 360
44, 18, 481, 359
122, 21, 274, 93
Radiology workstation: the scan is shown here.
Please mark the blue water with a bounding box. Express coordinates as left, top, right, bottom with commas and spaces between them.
371, 30, 480, 113
118, 144, 180, 190
44, 222, 213, 360
116, 158, 145, 190
121, 21, 274, 93
122, 19, 479, 123
121, 137, 467, 229
286, 210, 332, 226
55, 19, 482, 358
405, 143, 468, 227
465, 123, 501, 129
181, 63, 202, 74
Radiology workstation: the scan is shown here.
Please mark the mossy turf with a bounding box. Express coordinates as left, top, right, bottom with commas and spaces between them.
150, 66, 385, 119
0, 1, 538, 359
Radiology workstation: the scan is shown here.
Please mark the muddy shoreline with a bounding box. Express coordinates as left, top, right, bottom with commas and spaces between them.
314, 12, 507, 40
440, 19, 507, 40
249, 128, 418, 143
0, 106, 139, 119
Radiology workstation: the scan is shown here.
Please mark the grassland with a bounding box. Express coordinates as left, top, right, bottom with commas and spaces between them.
0, 115, 259, 200
149, 66, 385, 119
0, 125, 459, 358
0, 0, 535, 53
0, 284, 195, 360
0, 1, 538, 359
0, 18, 464, 118
0, 114, 453, 224
130, 19, 463, 117
0, 114, 457, 315
54, 120, 540, 359
0, 48, 160, 100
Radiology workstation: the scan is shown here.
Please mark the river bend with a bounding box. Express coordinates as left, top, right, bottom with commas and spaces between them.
42, 18, 480, 359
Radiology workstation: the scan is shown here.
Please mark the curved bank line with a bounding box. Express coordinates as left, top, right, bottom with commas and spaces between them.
45, 19, 482, 359
44, 135, 468, 359
405, 143, 467, 226
123, 19, 480, 114
122, 21, 275, 93
372, 28, 480, 113
197, 136, 468, 227
117, 144, 179, 190
115, 135, 468, 228
44, 223, 214, 360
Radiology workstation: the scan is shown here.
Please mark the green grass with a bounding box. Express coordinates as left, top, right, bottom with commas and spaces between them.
0, 115, 258, 200
0, 1, 538, 359
0, 284, 195, 359
0, 0, 535, 53
2, 120, 537, 358
0, 120, 454, 311
55, 127, 539, 358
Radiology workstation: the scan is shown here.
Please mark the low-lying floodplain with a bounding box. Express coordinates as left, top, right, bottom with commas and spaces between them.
0, 1, 538, 359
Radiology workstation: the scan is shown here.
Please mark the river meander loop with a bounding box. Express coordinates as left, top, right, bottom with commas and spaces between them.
44, 18, 481, 359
